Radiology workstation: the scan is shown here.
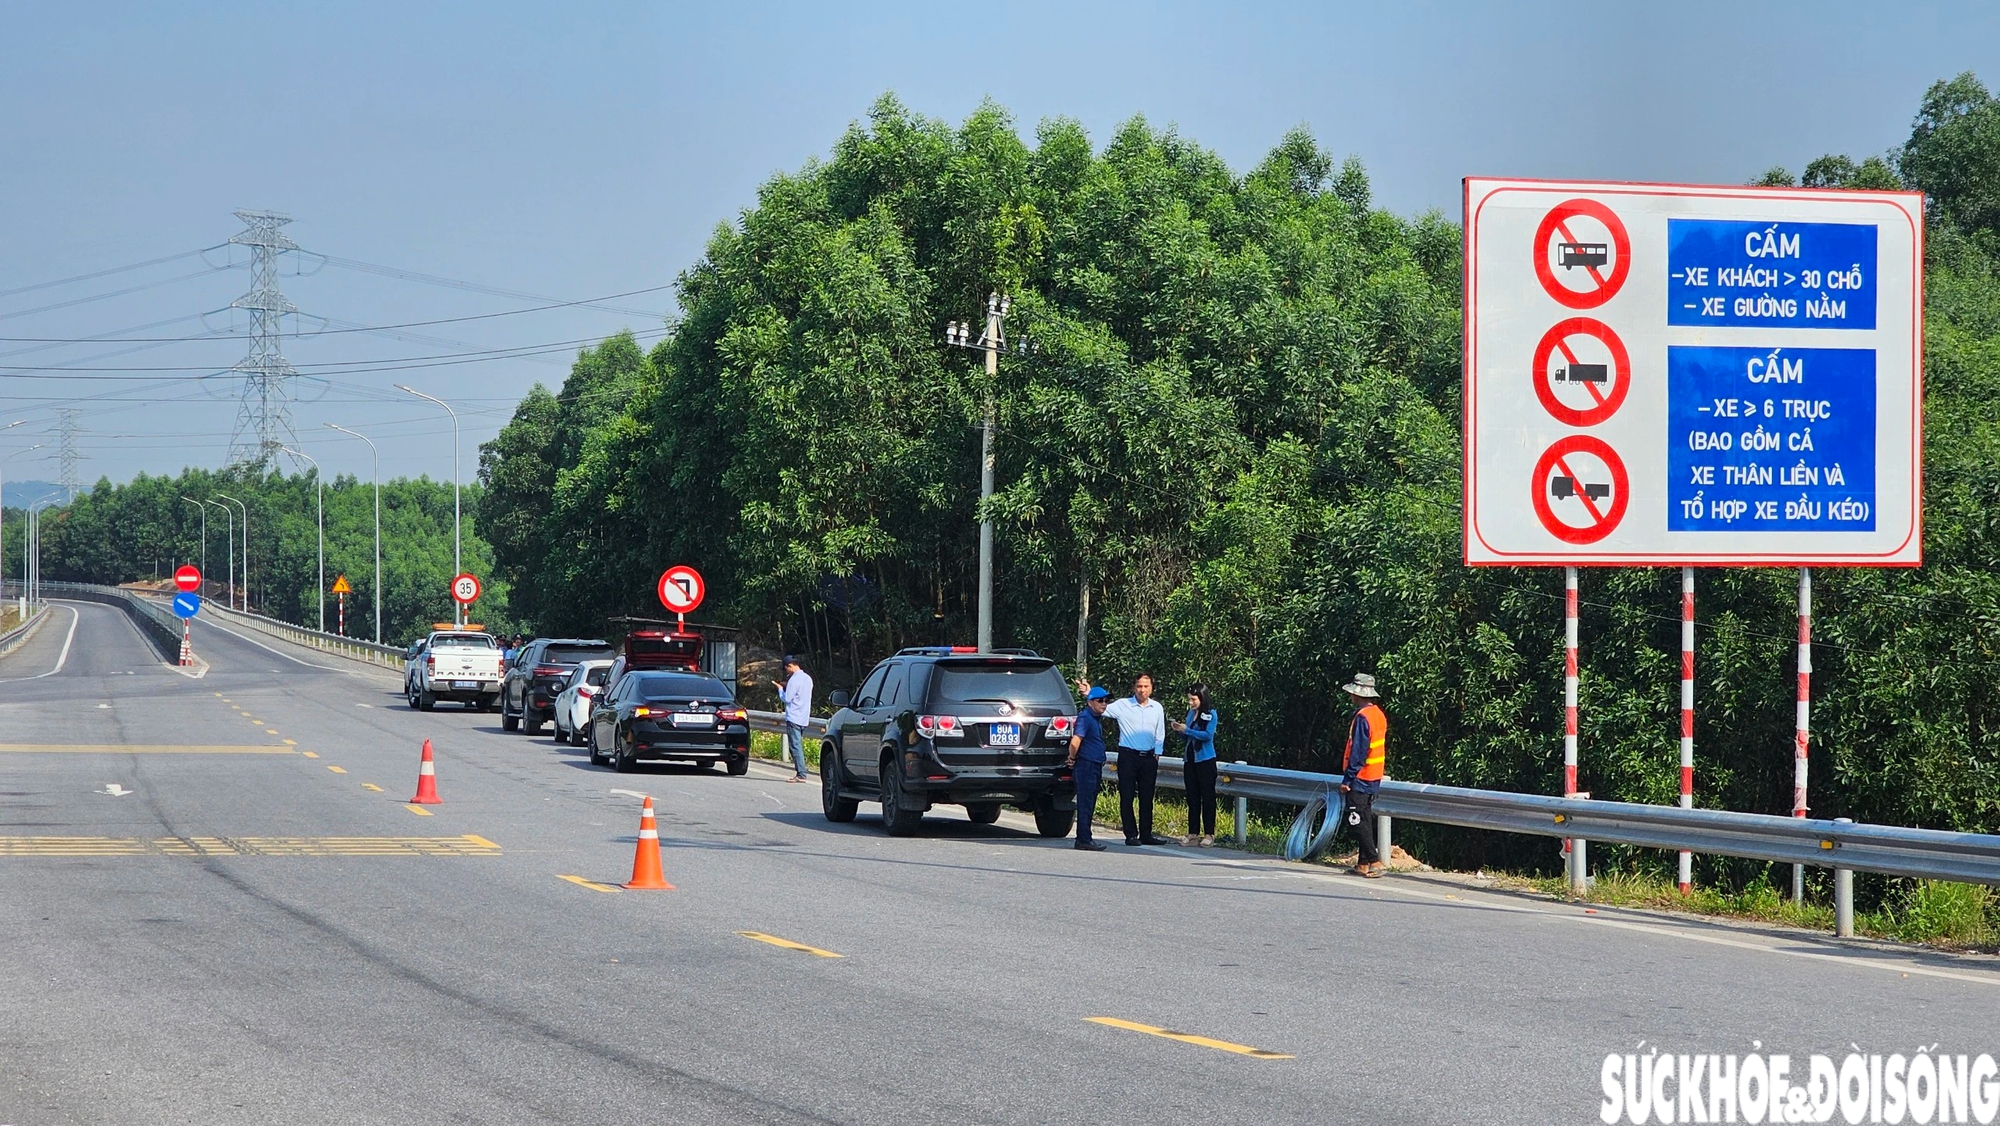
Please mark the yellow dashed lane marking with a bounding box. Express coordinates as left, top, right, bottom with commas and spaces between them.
265, 729, 279, 735
0, 836, 500, 857
302, 751, 318, 758
0, 745, 295, 754
361, 783, 383, 792
406, 804, 432, 817
282, 739, 297, 746
1085, 1017, 1292, 1059
558, 874, 622, 893
327, 765, 347, 774
737, 931, 843, 958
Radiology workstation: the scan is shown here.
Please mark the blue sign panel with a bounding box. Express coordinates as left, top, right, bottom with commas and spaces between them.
171, 592, 201, 619
1667, 346, 1875, 532
1666, 220, 1877, 330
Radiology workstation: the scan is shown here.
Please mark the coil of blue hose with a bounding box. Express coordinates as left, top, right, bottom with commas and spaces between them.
1281, 789, 1345, 861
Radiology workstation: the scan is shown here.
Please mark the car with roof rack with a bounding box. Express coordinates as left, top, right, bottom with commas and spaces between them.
819, 646, 1079, 838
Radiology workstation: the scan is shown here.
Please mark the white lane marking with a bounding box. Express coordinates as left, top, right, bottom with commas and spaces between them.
609, 788, 651, 801
99, 783, 132, 797
0, 605, 79, 683
355, 703, 372, 708
95, 703, 111, 709
190, 617, 335, 670
761, 791, 782, 806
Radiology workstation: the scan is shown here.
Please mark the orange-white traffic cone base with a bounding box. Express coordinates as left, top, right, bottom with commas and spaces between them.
410, 738, 442, 804
623, 797, 674, 890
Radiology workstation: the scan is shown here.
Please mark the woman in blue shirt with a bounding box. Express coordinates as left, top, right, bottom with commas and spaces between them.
1172, 683, 1220, 846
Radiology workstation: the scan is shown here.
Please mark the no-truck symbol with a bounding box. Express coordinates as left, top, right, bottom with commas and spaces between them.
1534, 199, 1630, 309
1532, 317, 1631, 427
1531, 435, 1630, 544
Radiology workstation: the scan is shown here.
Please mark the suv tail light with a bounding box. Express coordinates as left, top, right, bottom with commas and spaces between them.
425, 654, 435, 669
1046, 715, 1075, 738
915, 714, 963, 738
533, 665, 566, 678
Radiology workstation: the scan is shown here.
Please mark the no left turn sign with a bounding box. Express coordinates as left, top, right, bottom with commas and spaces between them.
1534, 198, 1630, 309
1531, 435, 1629, 545
450, 572, 482, 605
1532, 317, 1631, 427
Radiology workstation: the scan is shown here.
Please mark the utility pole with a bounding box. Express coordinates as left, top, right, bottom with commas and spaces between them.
945, 292, 1014, 653
53, 411, 82, 501
226, 210, 301, 467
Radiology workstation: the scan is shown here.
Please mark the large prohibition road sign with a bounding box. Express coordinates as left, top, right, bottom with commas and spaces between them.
1533, 198, 1631, 309
1531, 435, 1630, 545
1532, 317, 1631, 427
658, 566, 705, 614
174, 564, 201, 593
450, 572, 482, 605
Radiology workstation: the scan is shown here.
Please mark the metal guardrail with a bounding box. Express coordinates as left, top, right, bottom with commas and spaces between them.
190, 598, 406, 670
1124, 753, 2000, 890
35, 581, 187, 661
0, 601, 46, 657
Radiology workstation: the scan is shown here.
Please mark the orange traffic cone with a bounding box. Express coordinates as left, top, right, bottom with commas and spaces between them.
410, 739, 442, 804
622, 796, 674, 890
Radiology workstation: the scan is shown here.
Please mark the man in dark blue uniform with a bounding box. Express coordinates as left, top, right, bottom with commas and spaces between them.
1065, 686, 1111, 851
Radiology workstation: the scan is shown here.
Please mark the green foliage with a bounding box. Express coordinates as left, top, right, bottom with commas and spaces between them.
482, 77, 2000, 876
31, 467, 509, 645
1866, 879, 1997, 946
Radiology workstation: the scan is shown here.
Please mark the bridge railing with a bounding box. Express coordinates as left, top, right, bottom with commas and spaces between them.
193, 599, 406, 671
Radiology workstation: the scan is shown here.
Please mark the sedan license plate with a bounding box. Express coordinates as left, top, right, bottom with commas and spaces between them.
452, 680, 477, 689
670, 712, 712, 728
990, 722, 1020, 746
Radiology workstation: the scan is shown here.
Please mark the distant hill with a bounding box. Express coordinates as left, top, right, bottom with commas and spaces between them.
2, 480, 63, 508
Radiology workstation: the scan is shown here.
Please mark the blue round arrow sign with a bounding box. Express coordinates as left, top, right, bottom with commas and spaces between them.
172, 592, 201, 619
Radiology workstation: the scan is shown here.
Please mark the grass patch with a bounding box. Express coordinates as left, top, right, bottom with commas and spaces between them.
750, 729, 819, 773
1523, 868, 2000, 952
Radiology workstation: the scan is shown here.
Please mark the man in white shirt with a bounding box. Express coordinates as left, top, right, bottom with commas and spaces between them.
770, 655, 814, 782
1078, 673, 1168, 845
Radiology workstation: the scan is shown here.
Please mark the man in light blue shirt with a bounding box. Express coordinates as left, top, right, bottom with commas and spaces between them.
770, 655, 814, 782
1079, 673, 1168, 845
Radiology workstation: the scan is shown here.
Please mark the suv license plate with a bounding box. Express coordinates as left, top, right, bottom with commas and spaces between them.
990, 723, 1020, 746
670, 713, 711, 728
453, 680, 477, 689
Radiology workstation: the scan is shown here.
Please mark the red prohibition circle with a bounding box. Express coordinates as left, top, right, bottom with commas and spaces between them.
1533, 198, 1631, 309
450, 572, 481, 605
1531, 317, 1631, 427
1531, 435, 1630, 545
658, 565, 705, 614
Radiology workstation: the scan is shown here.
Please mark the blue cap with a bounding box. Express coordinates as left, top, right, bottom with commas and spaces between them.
1086, 686, 1109, 701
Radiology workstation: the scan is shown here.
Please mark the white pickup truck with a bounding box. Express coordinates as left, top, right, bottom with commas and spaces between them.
406, 631, 504, 711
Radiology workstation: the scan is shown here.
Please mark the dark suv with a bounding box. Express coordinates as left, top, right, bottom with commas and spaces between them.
820, 647, 1079, 838
502, 637, 617, 734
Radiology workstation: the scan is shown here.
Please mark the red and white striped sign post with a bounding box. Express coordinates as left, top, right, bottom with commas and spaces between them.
1678, 568, 1695, 893
1793, 567, 1812, 903
1563, 566, 1584, 895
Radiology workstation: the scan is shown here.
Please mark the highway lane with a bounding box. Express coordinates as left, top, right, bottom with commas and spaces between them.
2, 602, 1997, 1125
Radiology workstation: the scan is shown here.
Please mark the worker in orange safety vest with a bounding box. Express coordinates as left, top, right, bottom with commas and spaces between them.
1338, 672, 1388, 878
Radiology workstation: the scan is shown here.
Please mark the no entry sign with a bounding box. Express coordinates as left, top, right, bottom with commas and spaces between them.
174, 565, 201, 593
1465, 178, 1924, 566
657, 566, 704, 615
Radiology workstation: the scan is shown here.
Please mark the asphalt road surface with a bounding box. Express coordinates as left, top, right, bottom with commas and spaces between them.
1, 599, 1995, 1125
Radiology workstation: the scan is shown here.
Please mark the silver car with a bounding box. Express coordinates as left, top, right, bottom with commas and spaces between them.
551, 660, 615, 745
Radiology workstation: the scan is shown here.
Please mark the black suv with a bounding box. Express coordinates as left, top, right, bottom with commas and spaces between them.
820, 647, 1079, 838
502, 637, 617, 734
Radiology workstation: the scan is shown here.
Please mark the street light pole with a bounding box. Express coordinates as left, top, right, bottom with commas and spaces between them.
3, 443, 47, 607
212, 496, 242, 611
395, 385, 460, 627
326, 424, 381, 644
279, 447, 324, 632
180, 497, 207, 600
28, 493, 62, 608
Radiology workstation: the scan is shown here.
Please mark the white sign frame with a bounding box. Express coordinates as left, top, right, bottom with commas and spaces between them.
1464, 177, 1924, 567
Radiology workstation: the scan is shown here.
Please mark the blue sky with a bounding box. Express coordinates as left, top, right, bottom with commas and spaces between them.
1, 1, 1995, 486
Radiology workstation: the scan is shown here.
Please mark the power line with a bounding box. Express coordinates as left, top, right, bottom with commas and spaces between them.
0, 267, 228, 324
319, 255, 668, 319
0, 247, 218, 301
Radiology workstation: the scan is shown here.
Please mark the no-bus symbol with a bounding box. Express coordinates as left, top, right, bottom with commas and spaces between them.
1532, 317, 1631, 427
1534, 199, 1631, 309
1531, 435, 1629, 544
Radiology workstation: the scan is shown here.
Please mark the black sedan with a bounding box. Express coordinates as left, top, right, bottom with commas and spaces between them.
587, 671, 750, 775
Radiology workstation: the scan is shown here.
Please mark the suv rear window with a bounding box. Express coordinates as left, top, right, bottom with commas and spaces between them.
930, 662, 1073, 708
631, 637, 699, 658
543, 644, 615, 664
584, 666, 611, 687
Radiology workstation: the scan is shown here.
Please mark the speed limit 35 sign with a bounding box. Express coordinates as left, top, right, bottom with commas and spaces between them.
450, 572, 482, 605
